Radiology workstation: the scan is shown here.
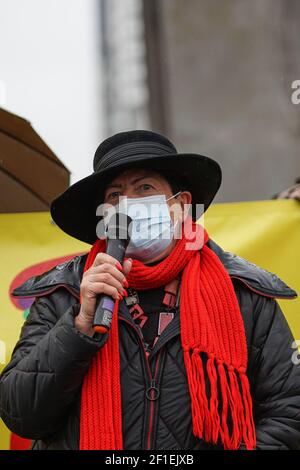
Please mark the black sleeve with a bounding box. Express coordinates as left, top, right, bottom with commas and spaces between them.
0, 292, 107, 439
248, 295, 300, 450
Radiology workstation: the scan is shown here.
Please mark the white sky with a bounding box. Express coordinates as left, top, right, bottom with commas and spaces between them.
0, 0, 104, 184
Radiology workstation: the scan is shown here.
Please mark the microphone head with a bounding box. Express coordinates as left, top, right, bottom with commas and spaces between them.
105, 213, 132, 243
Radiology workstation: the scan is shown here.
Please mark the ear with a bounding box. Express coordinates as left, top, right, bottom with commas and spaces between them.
176, 191, 192, 222
178, 191, 192, 206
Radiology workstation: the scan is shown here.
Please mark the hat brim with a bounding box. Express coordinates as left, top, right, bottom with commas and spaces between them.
50, 153, 222, 244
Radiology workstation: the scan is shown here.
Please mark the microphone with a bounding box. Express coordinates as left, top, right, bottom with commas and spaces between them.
93, 212, 132, 334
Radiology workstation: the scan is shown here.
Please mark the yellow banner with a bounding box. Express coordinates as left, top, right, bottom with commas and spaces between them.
0, 200, 299, 449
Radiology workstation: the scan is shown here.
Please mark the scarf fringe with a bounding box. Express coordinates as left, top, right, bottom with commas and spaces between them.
183, 349, 256, 450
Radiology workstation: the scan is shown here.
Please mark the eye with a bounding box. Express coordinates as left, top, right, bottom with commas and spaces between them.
139, 183, 154, 191
106, 190, 121, 201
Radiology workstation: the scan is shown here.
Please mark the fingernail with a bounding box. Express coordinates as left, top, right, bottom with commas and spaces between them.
116, 262, 123, 271
122, 289, 128, 297
118, 293, 123, 301
123, 278, 129, 288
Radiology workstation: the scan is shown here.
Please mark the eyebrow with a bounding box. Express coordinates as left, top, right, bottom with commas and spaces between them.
105, 176, 154, 190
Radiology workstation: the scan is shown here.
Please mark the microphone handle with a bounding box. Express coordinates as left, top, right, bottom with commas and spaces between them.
92, 240, 127, 334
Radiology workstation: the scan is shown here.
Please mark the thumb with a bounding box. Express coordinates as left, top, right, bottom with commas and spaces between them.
122, 258, 132, 277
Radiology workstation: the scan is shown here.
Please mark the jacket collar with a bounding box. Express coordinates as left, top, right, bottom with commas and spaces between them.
12, 239, 297, 300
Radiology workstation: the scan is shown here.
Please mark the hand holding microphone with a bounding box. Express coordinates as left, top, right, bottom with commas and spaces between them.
76, 213, 132, 337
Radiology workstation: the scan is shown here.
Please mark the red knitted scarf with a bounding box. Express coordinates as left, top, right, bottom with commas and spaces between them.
79, 222, 256, 450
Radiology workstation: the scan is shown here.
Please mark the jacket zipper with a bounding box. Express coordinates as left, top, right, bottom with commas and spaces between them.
146, 351, 162, 449
119, 316, 162, 450
231, 276, 297, 300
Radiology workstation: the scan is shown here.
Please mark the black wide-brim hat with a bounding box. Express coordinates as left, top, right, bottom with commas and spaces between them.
50, 130, 222, 244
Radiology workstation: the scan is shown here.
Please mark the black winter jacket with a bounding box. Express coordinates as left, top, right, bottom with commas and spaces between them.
1, 240, 300, 450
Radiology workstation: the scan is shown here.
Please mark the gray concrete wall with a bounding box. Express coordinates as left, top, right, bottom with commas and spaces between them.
156, 0, 300, 202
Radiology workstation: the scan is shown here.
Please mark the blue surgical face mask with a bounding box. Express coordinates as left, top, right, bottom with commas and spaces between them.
116, 192, 181, 262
